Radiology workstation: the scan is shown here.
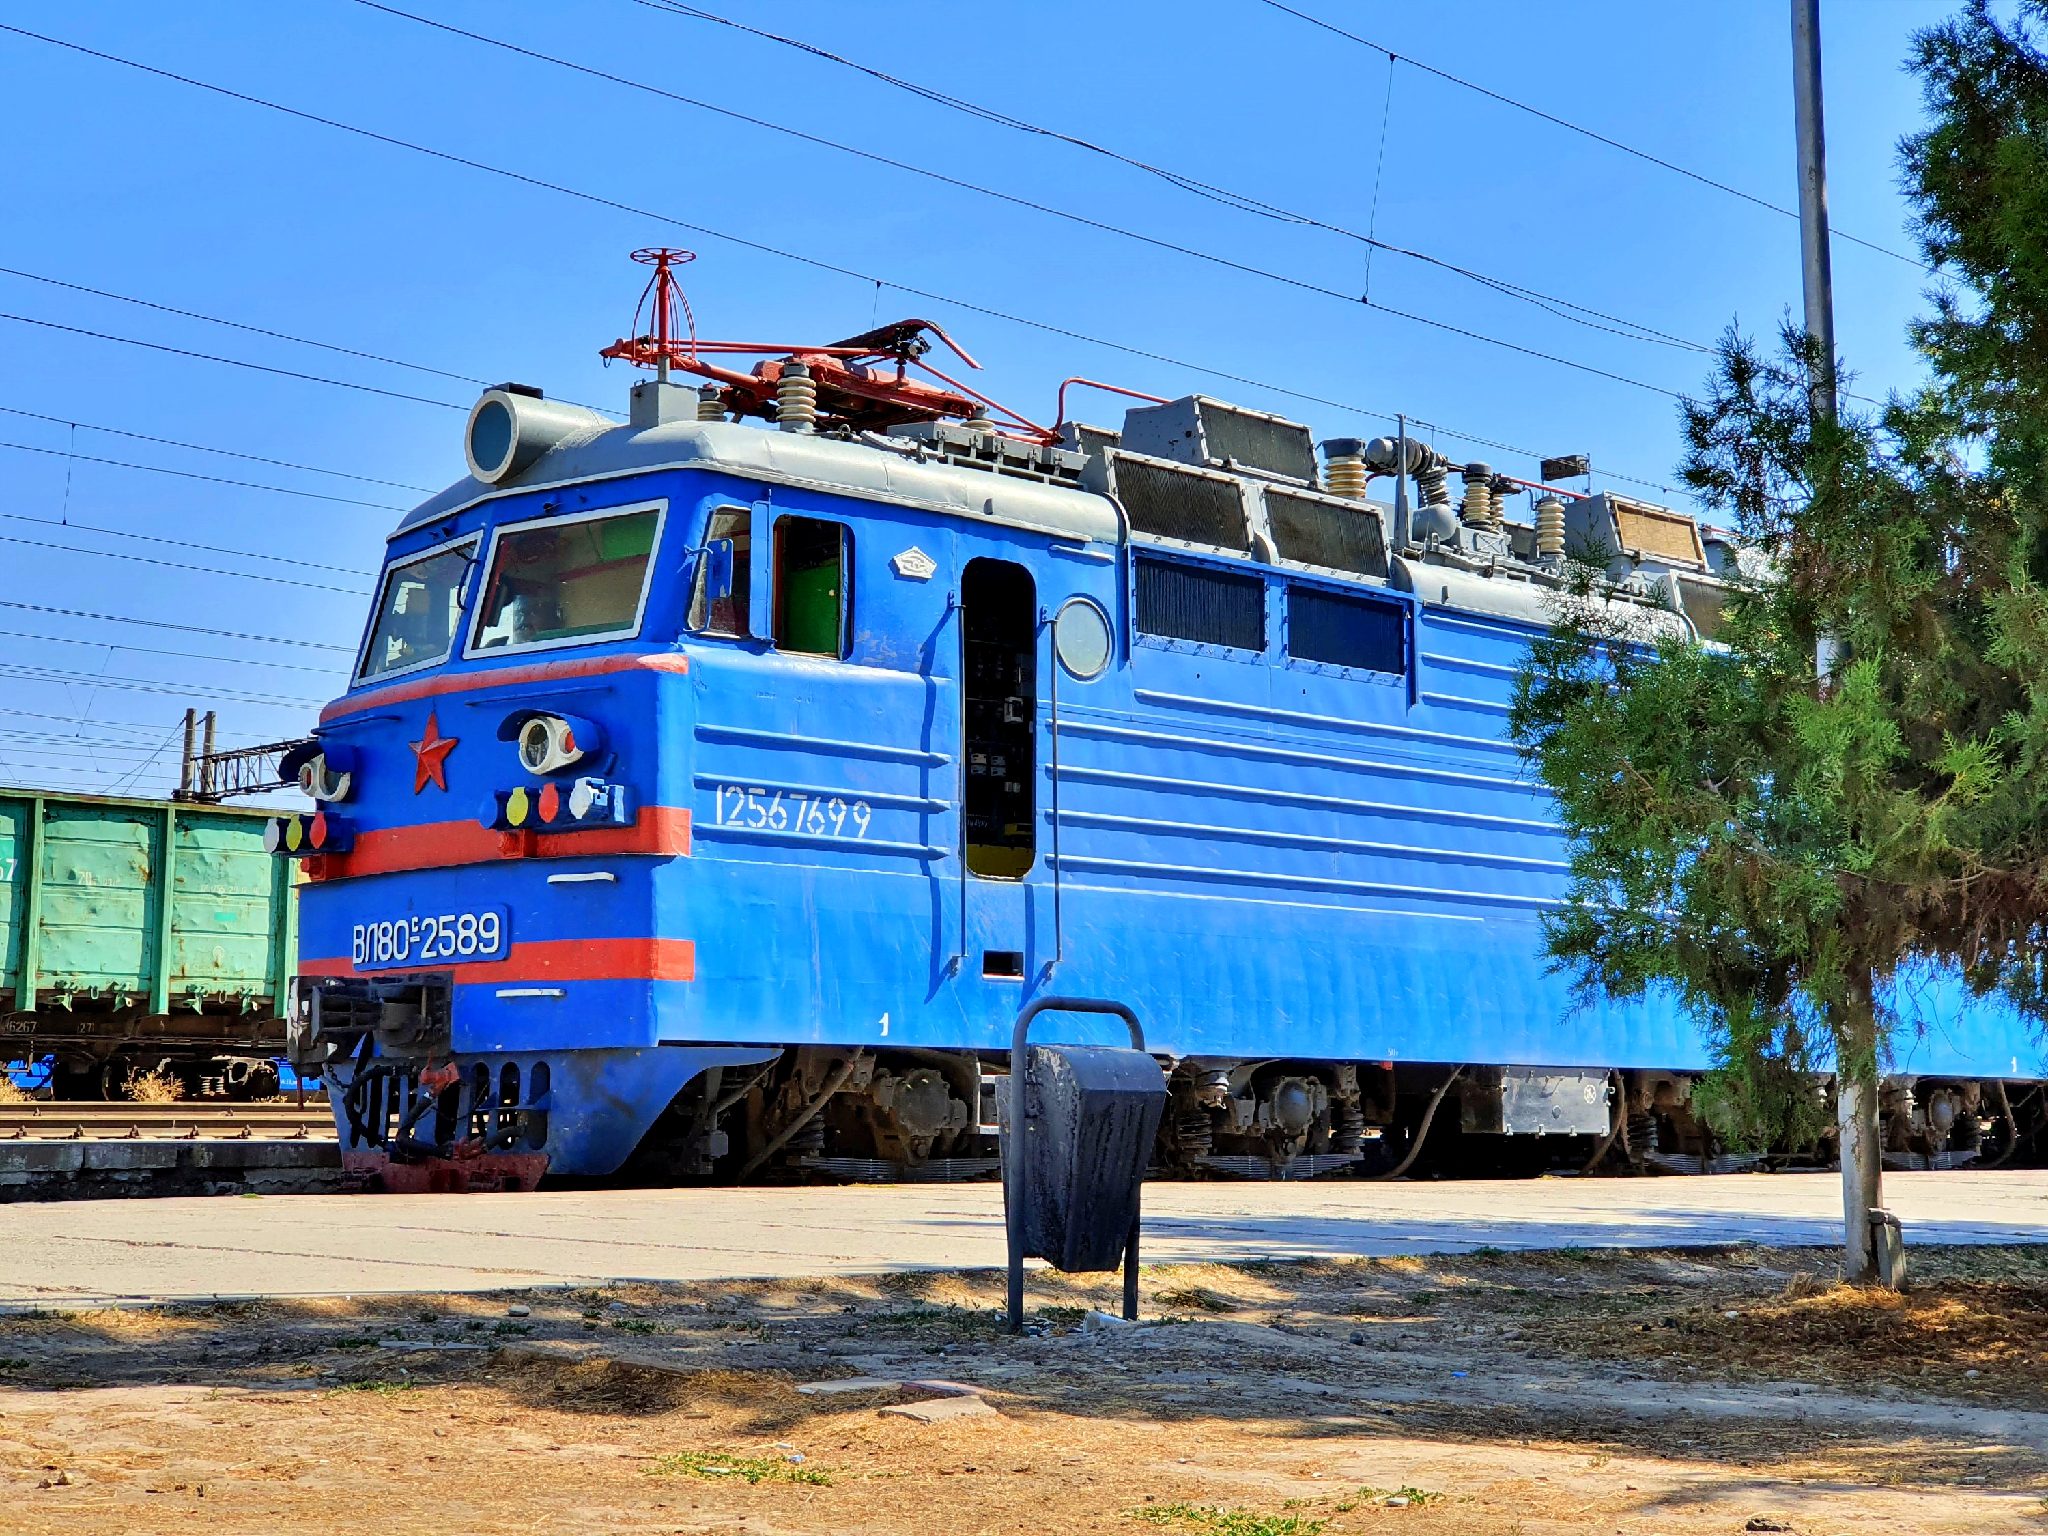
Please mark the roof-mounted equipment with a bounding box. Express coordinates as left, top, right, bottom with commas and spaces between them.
1120, 395, 1317, 484
598, 248, 1059, 442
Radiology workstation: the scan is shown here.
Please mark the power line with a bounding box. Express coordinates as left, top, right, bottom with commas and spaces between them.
105, 723, 190, 794
0, 312, 467, 411
0, 601, 354, 653
0, 510, 376, 578
0, 264, 497, 391
377, 6, 1690, 390
0, 402, 433, 492
0, 739, 179, 763
0, 266, 619, 418
0, 18, 1700, 500
9, 728, 197, 755
1253, 0, 1925, 271
0, 437, 408, 510
0, 705, 279, 740
627, 0, 1709, 355
0, 628, 350, 676
0, 662, 324, 709
0, 531, 368, 595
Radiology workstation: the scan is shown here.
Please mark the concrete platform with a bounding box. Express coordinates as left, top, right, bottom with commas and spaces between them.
3, 1169, 2045, 1306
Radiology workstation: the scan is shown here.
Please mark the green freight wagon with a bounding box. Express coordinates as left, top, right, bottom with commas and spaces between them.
0, 787, 297, 1098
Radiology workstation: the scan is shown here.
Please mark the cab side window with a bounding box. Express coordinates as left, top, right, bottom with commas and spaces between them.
774, 516, 851, 658
687, 506, 752, 636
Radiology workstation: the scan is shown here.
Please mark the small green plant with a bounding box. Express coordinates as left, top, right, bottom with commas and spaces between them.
1132, 1503, 1325, 1536
650, 1450, 830, 1487
1155, 1285, 1236, 1314
324, 1337, 380, 1352
608, 1317, 674, 1336
332, 1379, 417, 1395
491, 1320, 533, 1337
1333, 1486, 1443, 1512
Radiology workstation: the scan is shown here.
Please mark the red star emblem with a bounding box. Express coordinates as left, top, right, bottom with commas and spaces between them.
409, 710, 458, 794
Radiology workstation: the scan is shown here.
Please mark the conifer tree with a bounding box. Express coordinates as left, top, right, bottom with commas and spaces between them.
1512, 0, 2048, 1281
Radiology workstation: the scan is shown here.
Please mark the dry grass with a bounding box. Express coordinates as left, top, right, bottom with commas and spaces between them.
1581, 1275, 2048, 1399
122, 1064, 184, 1103
0, 1075, 31, 1105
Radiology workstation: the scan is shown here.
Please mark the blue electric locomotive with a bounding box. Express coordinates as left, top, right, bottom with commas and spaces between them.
276, 256, 2043, 1188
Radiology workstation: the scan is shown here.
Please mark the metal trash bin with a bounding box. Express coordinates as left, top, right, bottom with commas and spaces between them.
1004, 997, 1166, 1331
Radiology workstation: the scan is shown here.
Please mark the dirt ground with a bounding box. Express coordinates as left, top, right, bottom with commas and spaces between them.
3, 1243, 2047, 1535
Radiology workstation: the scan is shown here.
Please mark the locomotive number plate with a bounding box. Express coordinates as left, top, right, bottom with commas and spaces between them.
711, 784, 872, 838
352, 907, 508, 970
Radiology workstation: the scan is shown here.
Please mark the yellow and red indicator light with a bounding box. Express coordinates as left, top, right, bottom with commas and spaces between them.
483, 776, 630, 833
263, 811, 353, 858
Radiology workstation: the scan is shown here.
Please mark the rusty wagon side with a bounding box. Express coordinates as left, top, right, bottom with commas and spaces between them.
0, 786, 296, 1097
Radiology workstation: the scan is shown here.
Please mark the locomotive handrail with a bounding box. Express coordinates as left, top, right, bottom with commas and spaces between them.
1004, 995, 1148, 1331
1045, 607, 1064, 969
951, 587, 968, 976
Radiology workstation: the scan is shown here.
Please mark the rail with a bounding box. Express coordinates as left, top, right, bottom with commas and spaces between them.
0, 1102, 334, 1142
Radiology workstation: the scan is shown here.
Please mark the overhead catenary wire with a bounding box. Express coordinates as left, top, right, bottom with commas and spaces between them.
1253, 0, 1926, 271
0, 18, 1699, 501
0, 310, 467, 412
0, 438, 409, 511
0, 266, 620, 418
0, 531, 369, 596
0, 511, 377, 578
0, 662, 325, 710
7, 727, 214, 756
626, 1, 1712, 354
103, 721, 190, 794
0, 402, 433, 492
0, 628, 351, 676
0, 601, 355, 653
378, 1, 1708, 362
0, 705, 282, 739
0, 740, 184, 765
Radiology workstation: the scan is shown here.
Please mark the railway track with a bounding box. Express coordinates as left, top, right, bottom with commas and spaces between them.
0, 1101, 334, 1142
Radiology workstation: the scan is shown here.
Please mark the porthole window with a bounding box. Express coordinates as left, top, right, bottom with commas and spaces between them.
1054, 597, 1113, 680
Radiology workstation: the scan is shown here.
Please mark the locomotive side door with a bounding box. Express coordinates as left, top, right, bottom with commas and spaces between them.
957, 556, 1040, 987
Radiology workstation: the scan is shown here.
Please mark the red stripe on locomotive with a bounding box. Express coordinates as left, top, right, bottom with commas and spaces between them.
300, 936, 696, 984
304, 807, 691, 882
323, 651, 689, 724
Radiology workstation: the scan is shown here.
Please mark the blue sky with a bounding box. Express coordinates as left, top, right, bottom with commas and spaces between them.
0, 0, 1952, 799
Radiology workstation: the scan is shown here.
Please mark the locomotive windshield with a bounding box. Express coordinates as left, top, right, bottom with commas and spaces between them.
470, 506, 662, 653
356, 537, 477, 681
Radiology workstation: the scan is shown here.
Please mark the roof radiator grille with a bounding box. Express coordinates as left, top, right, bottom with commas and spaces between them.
1121, 395, 1317, 482
1264, 488, 1388, 577
1110, 452, 1251, 550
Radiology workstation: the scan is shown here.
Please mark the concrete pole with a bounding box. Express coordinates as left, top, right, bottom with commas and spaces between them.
1793, 0, 1880, 1285
1792, 0, 1839, 426
178, 709, 196, 800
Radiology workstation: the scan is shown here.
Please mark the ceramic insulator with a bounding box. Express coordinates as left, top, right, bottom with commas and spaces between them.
777, 363, 817, 433
1461, 462, 1494, 528
1323, 454, 1367, 498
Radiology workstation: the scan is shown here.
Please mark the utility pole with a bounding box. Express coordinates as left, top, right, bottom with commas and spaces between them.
1792, 0, 1882, 1286
1792, 0, 1839, 426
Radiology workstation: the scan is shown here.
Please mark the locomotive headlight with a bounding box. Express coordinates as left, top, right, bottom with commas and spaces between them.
280, 741, 354, 802
507, 711, 602, 776
295, 753, 353, 803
